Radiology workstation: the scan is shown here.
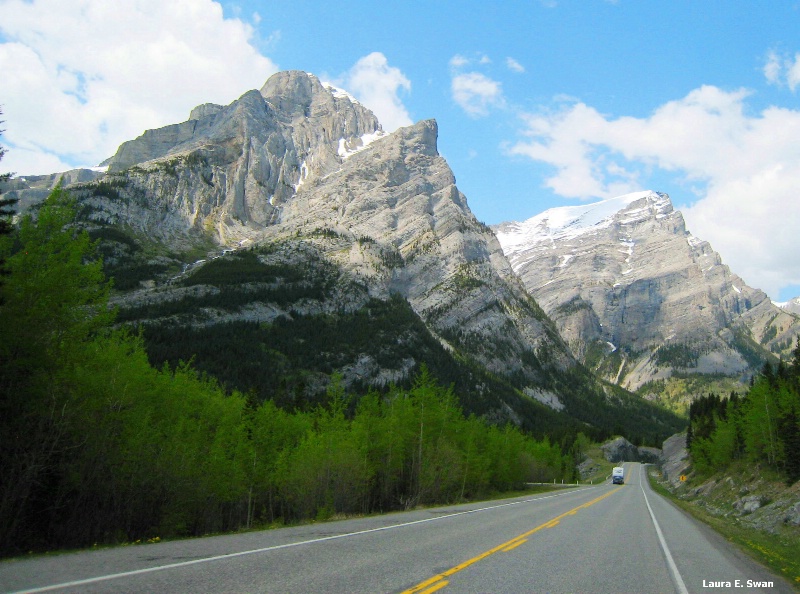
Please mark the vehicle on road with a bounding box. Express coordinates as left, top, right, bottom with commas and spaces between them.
612, 466, 625, 484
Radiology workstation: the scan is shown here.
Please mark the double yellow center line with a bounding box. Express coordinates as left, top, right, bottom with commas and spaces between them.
402, 487, 623, 594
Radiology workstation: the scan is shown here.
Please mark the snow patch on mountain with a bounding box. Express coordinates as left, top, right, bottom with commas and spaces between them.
337, 129, 387, 159
320, 79, 361, 105
776, 296, 800, 315
495, 190, 668, 258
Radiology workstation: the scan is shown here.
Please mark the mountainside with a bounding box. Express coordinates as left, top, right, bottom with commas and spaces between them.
494, 191, 800, 405
778, 297, 800, 316
5, 71, 683, 442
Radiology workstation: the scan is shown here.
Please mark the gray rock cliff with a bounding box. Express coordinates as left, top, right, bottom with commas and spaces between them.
494, 191, 800, 395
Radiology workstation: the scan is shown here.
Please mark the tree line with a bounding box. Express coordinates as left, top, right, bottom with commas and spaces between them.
0, 188, 571, 556
687, 349, 800, 483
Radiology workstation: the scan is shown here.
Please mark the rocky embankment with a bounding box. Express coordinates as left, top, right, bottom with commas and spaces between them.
658, 433, 800, 535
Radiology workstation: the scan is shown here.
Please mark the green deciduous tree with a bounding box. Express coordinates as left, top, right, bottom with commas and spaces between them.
0, 187, 112, 550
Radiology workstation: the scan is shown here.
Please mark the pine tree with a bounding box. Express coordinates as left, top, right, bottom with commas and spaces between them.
781, 406, 800, 483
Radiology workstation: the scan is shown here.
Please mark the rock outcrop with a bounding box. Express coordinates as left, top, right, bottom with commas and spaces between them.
494, 191, 800, 393
660, 433, 690, 488
601, 437, 640, 462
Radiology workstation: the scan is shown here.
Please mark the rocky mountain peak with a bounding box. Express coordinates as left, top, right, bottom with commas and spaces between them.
777, 297, 800, 315
494, 190, 800, 396
495, 190, 676, 263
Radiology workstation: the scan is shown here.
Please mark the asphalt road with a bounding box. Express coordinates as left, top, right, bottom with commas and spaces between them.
0, 463, 792, 593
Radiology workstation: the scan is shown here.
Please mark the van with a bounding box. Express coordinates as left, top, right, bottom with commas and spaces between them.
612, 466, 625, 484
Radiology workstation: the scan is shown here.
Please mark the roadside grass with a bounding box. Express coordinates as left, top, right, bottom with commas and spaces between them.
647, 469, 800, 591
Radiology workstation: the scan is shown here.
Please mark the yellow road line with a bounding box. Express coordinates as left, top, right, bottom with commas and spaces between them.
401, 487, 622, 594
415, 580, 449, 594
501, 538, 528, 552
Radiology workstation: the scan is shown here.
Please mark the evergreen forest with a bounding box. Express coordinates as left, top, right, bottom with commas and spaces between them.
687, 353, 800, 483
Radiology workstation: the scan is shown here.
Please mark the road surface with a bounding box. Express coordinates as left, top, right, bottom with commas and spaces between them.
0, 463, 792, 593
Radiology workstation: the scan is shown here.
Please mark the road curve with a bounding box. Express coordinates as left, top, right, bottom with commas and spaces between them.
0, 464, 792, 593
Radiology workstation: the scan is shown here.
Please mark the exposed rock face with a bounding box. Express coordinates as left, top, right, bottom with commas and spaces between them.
778, 297, 800, 316
267, 116, 570, 380
601, 437, 640, 462
637, 446, 661, 464
494, 191, 800, 391
660, 433, 690, 488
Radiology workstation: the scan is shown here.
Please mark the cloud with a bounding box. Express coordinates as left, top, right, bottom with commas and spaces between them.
451, 72, 505, 117
449, 54, 470, 69
506, 57, 525, 73
764, 51, 783, 85
343, 52, 413, 133
763, 49, 800, 91
508, 86, 800, 298
448, 53, 506, 117
0, 0, 278, 175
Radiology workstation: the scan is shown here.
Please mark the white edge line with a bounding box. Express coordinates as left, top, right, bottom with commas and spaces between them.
12, 487, 593, 593
639, 465, 689, 594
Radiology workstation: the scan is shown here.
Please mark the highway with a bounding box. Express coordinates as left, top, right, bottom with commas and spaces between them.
0, 464, 791, 593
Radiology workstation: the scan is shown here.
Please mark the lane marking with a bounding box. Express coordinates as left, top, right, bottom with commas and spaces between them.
402, 487, 622, 594
417, 580, 449, 594
639, 465, 689, 594
501, 538, 527, 552
10, 488, 592, 594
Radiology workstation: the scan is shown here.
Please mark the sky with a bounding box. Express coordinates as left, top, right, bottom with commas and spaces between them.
2, 1, 800, 301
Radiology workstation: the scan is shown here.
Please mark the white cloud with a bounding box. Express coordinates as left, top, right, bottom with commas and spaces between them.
451, 72, 505, 117
508, 86, 800, 298
506, 57, 525, 73
343, 52, 413, 133
764, 50, 782, 85
787, 56, 800, 92
449, 54, 470, 69
763, 49, 800, 92
0, 0, 278, 175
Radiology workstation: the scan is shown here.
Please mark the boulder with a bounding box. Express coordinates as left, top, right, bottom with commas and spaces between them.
735, 495, 763, 515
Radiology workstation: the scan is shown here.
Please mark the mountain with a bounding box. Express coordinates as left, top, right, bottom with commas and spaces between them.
4, 71, 684, 442
777, 297, 800, 316
493, 191, 800, 408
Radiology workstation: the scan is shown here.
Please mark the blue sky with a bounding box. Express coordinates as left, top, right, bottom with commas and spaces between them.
2, 0, 800, 301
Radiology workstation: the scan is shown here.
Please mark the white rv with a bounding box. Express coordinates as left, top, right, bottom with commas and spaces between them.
612, 466, 625, 484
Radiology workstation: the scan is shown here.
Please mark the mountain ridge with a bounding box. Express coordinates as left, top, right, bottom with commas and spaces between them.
494, 190, 800, 405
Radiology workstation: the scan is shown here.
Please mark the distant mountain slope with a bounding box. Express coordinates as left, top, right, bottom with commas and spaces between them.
777, 297, 800, 316
494, 191, 800, 405
5, 72, 684, 442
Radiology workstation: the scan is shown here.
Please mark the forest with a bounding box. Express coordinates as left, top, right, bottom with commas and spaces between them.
0, 189, 575, 556
687, 352, 800, 483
